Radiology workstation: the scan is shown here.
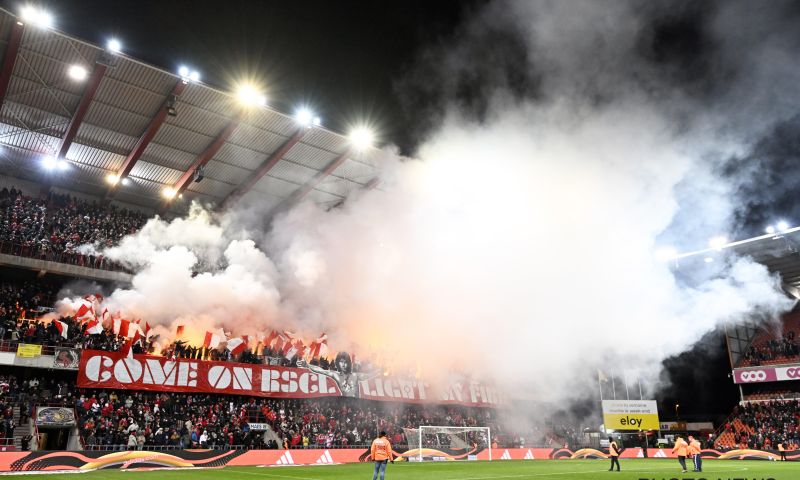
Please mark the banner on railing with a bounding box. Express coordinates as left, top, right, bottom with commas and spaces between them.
15, 344, 41, 358
77, 350, 501, 406
732, 364, 800, 384
35, 407, 76, 427
52, 348, 80, 369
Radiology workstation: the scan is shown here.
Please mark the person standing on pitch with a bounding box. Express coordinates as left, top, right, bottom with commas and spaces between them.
778, 440, 786, 461
671, 435, 689, 473
688, 435, 702, 472
607, 437, 621, 471
371, 431, 395, 480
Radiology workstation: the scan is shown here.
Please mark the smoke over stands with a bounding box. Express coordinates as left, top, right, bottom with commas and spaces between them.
60, 0, 800, 406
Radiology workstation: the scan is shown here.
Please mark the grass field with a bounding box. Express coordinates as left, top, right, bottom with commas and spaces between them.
3, 459, 798, 480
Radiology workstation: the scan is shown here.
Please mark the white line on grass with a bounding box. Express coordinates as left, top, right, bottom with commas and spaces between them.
226, 468, 321, 480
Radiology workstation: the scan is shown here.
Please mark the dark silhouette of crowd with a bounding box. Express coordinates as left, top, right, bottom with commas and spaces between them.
716, 400, 800, 450
0, 187, 147, 270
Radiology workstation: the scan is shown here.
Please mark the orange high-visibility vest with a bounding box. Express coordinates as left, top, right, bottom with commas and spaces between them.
371, 437, 394, 461
688, 440, 701, 455
672, 438, 688, 456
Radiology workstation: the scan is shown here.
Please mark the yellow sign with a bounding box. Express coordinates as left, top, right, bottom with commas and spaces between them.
16, 344, 42, 358
602, 400, 660, 430
603, 413, 660, 430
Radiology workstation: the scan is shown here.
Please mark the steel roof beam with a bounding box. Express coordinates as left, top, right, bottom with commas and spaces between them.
107, 79, 188, 198
268, 147, 352, 218
219, 127, 307, 211
160, 111, 243, 212
57, 62, 107, 159
0, 20, 23, 107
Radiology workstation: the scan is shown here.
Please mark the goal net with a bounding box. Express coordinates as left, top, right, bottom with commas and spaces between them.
403, 426, 491, 462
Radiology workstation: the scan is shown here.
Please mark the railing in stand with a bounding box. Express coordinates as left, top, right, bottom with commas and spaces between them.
0, 240, 130, 273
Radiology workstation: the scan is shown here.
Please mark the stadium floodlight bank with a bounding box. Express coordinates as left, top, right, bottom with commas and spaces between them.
405, 426, 492, 462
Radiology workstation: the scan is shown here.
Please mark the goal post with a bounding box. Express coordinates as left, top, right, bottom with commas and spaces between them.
403, 426, 491, 462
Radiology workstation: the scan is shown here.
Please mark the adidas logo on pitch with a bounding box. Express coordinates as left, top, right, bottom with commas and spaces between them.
276, 451, 295, 465
523, 450, 534, 460
316, 450, 334, 464
654, 449, 666, 458
500, 450, 511, 460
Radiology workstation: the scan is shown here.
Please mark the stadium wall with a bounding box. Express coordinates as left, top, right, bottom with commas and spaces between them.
1, 447, 797, 471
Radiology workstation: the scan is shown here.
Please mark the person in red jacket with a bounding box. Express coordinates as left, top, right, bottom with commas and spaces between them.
370, 431, 395, 480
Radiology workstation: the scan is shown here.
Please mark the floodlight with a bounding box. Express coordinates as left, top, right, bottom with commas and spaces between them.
161, 187, 176, 199
765, 225, 775, 234
105, 174, 119, 185
349, 127, 374, 150
178, 66, 190, 77
313, 116, 321, 126
107, 38, 122, 53
189, 71, 200, 82
42, 156, 57, 170
20, 6, 52, 28
56, 159, 68, 170
777, 220, 790, 232
708, 236, 727, 250
295, 108, 314, 127
704, 257, 714, 263
68, 65, 88, 81
121, 177, 130, 186
236, 84, 266, 107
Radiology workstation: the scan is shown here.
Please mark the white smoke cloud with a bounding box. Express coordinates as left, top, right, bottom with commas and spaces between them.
64, 0, 798, 406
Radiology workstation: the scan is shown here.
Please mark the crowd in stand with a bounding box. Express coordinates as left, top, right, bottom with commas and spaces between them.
73, 389, 517, 451
742, 331, 800, 366
0, 187, 148, 269
717, 400, 800, 450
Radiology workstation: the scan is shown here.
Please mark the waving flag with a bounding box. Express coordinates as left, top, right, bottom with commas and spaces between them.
120, 338, 133, 359
54, 320, 68, 338
85, 318, 103, 335
203, 330, 223, 349
309, 333, 328, 359
113, 318, 132, 337
226, 337, 248, 356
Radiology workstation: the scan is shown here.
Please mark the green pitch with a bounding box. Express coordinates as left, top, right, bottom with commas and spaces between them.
4, 459, 798, 479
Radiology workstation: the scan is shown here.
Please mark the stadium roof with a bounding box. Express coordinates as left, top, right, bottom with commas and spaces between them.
0, 7, 396, 216
674, 228, 800, 299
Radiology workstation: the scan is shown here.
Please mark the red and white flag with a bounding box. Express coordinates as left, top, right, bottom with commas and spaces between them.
144, 322, 151, 338
131, 325, 143, 346
120, 338, 133, 359
284, 339, 304, 361
309, 333, 328, 359
113, 318, 132, 337
54, 320, 68, 338
85, 318, 103, 335
203, 330, 224, 349
264, 330, 279, 347
75, 300, 94, 321
226, 337, 248, 356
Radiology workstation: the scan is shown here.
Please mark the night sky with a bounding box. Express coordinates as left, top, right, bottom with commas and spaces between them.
1, 0, 486, 154
5, 0, 798, 422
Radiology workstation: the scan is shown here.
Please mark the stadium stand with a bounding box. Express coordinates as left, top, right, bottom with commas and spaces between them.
0, 271, 562, 452
714, 400, 800, 450
738, 313, 800, 367
0, 187, 147, 271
